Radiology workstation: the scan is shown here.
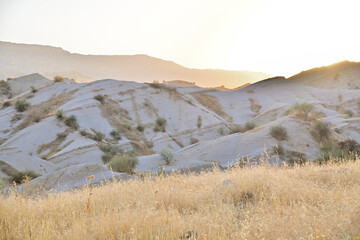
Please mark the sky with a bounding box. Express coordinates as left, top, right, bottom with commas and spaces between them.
1, 0, 360, 76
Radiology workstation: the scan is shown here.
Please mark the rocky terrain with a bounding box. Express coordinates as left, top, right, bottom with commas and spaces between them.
0, 61, 359, 192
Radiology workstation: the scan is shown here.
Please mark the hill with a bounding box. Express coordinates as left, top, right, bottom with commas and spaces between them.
0, 60, 359, 191
0, 41, 271, 88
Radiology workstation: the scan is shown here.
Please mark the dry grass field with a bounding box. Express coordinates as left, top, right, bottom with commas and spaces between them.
1, 158, 360, 240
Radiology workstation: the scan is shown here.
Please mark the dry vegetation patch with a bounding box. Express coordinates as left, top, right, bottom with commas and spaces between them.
1, 159, 360, 239
191, 92, 227, 117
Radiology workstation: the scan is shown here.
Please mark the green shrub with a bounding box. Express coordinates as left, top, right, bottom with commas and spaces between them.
284, 102, 314, 120
0, 178, 4, 190
121, 123, 132, 131
311, 121, 330, 142
54, 76, 64, 82
244, 122, 256, 132
31, 86, 38, 93
270, 125, 288, 141
343, 109, 354, 118
92, 130, 105, 142
287, 151, 307, 166
136, 124, 144, 132
10, 170, 41, 184
33, 116, 41, 123
154, 117, 167, 132
315, 141, 348, 164
230, 124, 243, 134
110, 129, 121, 140
56, 109, 63, 119
94, 94, 105, 104
190, 138, 199, 145
57, 132, 67, 139
64, 115, 79, 129
15, 99, 29, 112
218, 127, 225, 135
160, 149, 174, 165
80, 129, 89, 136
100, 143, 123, 163
109, 155, 138, 173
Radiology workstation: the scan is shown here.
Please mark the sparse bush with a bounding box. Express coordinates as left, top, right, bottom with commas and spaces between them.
218, 127, 225, 135
94, 94, 105, 104
311, 121, 330, 142
92, 130, 105, 142
54, 76, 64, 83
80, 129, 89, 136
343, 109, 354, 118
0, 178, 4, 190
33, 116, 41, 123
287, 151, 307, 166
273, 144, 285, 155
57, 132, 67, 139
244, 122, 256, 131
31, 86, 37, 93
197, 115, 202, 128
56, 109, 63, 119
64, 115, 79, 129
160, 149, 174, 165
230, 124, 243, 134
100, 143, 123, 163
154, 117, 167, 132
293, 102, 314, 120
2, 101, 11, 108
190, 138, 199, 145
121, 123, 132, 131
316, 141, 348, 164
270, 125, 288, 141
109, 154, 138, 173
147, 80, 161, 88
110, 129, 121, 140
10, 170, 41, 184
136, 124, 144, 132
15, 99, 29, 112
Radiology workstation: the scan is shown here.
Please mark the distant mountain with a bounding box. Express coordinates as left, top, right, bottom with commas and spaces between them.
289, 60, 360, 89
0, 41, 271, 88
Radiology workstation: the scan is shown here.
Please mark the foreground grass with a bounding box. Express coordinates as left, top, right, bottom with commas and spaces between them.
1, 159, 360, 239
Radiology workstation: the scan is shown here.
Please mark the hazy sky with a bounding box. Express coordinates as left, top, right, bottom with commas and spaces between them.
1, 0, 360, 76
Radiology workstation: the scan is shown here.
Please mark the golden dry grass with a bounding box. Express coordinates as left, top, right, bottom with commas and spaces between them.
1, 159, 360, 239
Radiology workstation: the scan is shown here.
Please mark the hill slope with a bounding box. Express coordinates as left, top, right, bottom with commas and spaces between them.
0, 41, 271, 88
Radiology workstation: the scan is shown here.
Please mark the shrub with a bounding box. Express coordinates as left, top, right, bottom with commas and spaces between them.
57, 132, 67, 139
92, 130, 105, 142
136, 124, 144, 132
147, 80, 161, 88
272, 144, 285, 155
15, 99, 29, 112
190, 138, 199, 145
10, 170, 41, 184
343, 109, 354, 118
316, 141, 348, 164
80, 129, 89, 136
56, 109, 63, 119
218, 127, 225, 135
33, 116, 41, 123
31, 86, 38, 93
270, 125, 288, 141
110, 129, 121, 140
311, 121, 330, 142
109, 155, 138, 173
99, 143, 123, 163
54, 76, 64, 82
230, 124, 243, 134
244, 122, 256, 132
64, 115, 79, 129
154, 117, 167, 132
339, 139, 360, 155
2, 101, 11, 108
160, 149, 174, 165
94, 94, 105, 104
287, 151, 307, 166
0, 178, 4, 190
121, 123, 132, 131
197, 115, 202, 128
293, 102, 314, 120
